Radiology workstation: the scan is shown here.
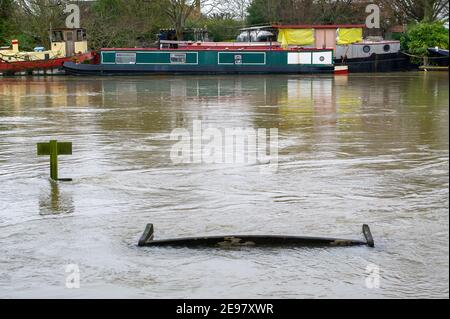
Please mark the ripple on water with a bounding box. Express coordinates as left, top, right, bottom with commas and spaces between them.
0, 74, 448, 298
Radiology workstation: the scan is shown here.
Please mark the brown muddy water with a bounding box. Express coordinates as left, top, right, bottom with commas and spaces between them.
0, 73, 448, 298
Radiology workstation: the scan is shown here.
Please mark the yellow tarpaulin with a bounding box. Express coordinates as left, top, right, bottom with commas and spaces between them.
337, 28, 363, 45
277, 29, 314, 47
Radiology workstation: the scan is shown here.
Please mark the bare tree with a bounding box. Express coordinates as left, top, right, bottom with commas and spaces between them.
163, 0, 198, 40
85, 0, 168, 48
13, 0, 68, 47
313, 0, 365, 24
377, 0, 449, 23
208, 0, 252, 20
246, 0, 364, 25
161, 0, 232, 39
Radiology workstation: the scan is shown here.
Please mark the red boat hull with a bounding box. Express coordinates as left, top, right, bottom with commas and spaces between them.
0, 52, 93, 74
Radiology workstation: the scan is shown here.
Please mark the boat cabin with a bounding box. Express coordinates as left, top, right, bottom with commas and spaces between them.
50, 28, 88, 57
237, 25, 402, 62
0, 28, 88, 63
272, 24, 366, 50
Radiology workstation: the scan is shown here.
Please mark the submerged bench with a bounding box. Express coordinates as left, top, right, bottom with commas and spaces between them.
138, 224, 375, 248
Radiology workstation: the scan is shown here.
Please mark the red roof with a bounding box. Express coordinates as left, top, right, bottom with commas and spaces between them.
272, 24, 365, 29
100, 47, 334, 52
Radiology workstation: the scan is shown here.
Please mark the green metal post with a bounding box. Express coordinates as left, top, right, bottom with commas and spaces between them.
37, 140, 72, 180
49, 140, 58, 180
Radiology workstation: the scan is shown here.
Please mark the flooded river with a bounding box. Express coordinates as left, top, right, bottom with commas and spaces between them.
0, 73, 448, 298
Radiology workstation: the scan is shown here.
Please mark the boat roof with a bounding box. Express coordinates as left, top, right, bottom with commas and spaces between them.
48, 28, 86, 31
272, 24, 366, 29
100, 46, 334, 52
353, 40, 400, 44
239, 25, 273, 31
428, 47, 449, 56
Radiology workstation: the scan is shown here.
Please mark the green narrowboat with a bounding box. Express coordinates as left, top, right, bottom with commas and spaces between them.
63, 46, 337, 75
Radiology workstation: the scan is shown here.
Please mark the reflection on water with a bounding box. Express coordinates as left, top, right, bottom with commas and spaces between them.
39, 180, 74, 216
0, 73, 448, 298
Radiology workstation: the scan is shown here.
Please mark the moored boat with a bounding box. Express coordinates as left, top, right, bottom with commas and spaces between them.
63, 45, 336, 75
240, 24, 410, 72
0, 28, 92, 75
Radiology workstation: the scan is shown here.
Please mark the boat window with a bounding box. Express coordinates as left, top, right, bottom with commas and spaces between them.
170, 53, 186, 63
383, 44, 390, 52
116, 52, 136, 64
52, 31, 64, 42
363, 45, 371, 53
235, 55, 242, 64
77, 30, 86, 41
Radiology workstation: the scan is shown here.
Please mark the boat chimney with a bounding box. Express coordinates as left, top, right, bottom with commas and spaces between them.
12, 39, 19, 52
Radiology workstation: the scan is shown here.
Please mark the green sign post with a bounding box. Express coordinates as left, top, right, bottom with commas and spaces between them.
37, 140, 72, 180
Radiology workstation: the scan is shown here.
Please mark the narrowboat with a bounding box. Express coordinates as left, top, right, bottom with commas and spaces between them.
63, 45, 337, 75
425, 47, 449, 69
